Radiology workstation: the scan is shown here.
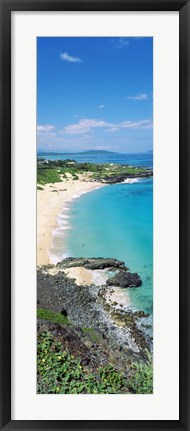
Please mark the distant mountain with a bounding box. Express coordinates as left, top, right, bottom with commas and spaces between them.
146, 149, 153, 153
38, 152, 66, 156
38, 150, 119, 156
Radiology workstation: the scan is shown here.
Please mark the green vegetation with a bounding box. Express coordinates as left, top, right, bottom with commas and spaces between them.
127, 349, 153, 394
37, 330, 153, 394
37, 168, 62, 185
37, 158, 152, 187
37, 331, 126, 394
72, 174, 79, 180
37, 308, 70, 326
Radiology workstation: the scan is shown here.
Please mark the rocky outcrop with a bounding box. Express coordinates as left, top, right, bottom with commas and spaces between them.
101, 172, 153, 184
37, 320, 132, 371
55, 257, 128, 271
37, 258, 152, 360
106, 271, 142, 288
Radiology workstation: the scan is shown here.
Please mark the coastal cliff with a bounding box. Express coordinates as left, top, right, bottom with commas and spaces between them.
37, 257, 153, 394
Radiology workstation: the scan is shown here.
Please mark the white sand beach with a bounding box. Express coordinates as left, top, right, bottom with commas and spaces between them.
46, 266, 96, 286
37, 174, 105, 270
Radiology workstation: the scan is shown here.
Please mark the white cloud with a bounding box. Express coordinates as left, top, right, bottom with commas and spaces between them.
60, 52, 82, 63
62, 118, 111, 135
113, 38, 130, 49
126, 93, 148, 101
106, 119, 152, 132
37, 124, 55, 133
62, 117, 152, 135
121, 119, 152, 129
98, 104, 105, 109
37, 117, 152, 152
106, 127, 118, 132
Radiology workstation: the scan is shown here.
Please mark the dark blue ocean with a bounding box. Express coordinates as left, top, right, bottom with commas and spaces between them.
39, 152, 153, 169
48, 152, 153, 316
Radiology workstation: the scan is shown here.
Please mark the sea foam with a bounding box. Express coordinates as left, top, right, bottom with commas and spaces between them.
123, 178, 141, 184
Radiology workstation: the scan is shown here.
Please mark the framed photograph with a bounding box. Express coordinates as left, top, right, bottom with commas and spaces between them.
0, 0, 189, 429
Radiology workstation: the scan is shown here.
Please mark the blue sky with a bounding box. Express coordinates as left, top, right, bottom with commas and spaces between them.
37, 37, 153, 153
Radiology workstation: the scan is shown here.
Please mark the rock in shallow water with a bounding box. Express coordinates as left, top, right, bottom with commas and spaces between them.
106, 271, 142, 288
56, 257, 128, 271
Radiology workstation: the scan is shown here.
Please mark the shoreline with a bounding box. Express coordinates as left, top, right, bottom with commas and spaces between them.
37, 258, 152, 357
37, 170, 152, 308
37, 171, 152, 353
37, 174, 106, 268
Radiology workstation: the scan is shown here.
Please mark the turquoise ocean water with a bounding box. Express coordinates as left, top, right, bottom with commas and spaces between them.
39, 152, 153, 168
47, 153, 153, 316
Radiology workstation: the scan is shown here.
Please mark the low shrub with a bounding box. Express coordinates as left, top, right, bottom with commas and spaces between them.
127, 349, 153, 394
37, 308, 70, 326
37, 331, 127, 394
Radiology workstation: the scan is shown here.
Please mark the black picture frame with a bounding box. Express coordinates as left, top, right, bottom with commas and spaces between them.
0, 0, 189, 430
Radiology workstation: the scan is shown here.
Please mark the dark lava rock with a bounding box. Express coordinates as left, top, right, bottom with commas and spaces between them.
106, 271, 142, 288
37, 258, 152, 359
102, 171, 153, 184
133, 310, 149, 318
57, 257, 128, 271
